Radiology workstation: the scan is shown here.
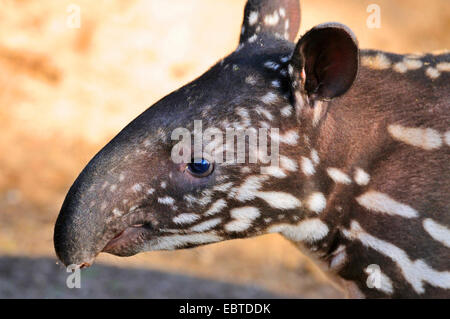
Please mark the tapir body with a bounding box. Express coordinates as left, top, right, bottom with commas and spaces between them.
54, 0, 450, 298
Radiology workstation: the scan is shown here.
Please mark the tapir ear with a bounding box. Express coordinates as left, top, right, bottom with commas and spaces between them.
239, 0, 301, 44
289, 23, 359, 99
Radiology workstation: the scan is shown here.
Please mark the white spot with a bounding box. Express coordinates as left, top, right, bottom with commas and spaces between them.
388, 124, 442, 150
132, 183, 143, 192
119, 174, 125, 182
306, 192, 327, 213
364, 266, 394, 294
278, 130, 299, 145
248, 34, 258, 43
245, 75, 257, 85
327, 168, 352, 185
280, 155, 298, 172
423, 219, 450, 248
404, 58, 423, 70
158, 196, 175, 206
343, 221, 450, 294
147, 188, 155, 195
288, 64, 294, 76
279, 8, 286, 18
264, 11, 280, 26
255, 106, 273, 121
393, 59, 422, 73
280, 105, 293, 117
264, 61, 280, 70
425, 67, 440, 79
436, 62, 450, 72
190, 218, 222, 232
161, 181, 167, 189
393, 62, 408, 73
236, 107, 251, 128
248, 11, 259, 26
225, 207, 260, 232
112, 208, 123, 217
109, 184, 117, 192
271, 80, 281, 88
310, 149, 320, 165
173, 213, 200, 225
230, 175, 269, 202
145, 232, 222, 250
240, 166, 251, 174
280, 55, 290, 63
356, 191, 418, 218
268, 218, 329, 243
354, 168, 370, 186
204, 199, 227, 216
260, 166, 287, 178
301, 157, 315, 176
361, 53, 391, 70
231, 206, 260, 220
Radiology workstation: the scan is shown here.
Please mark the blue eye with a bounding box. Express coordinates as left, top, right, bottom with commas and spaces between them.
186, 158, 214, 177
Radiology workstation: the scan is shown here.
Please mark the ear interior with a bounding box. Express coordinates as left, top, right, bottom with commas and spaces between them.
292, 24, 359, 99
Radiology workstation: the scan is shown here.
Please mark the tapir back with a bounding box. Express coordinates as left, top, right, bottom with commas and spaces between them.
312, 50, 450, 297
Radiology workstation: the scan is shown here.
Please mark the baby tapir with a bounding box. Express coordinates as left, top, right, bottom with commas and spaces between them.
54, 0, 450, 298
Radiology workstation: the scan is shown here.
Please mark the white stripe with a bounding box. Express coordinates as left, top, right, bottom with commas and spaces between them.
388, 124, 442, 150
330, 245, 347, 270
256, 191, 301, 210
267, 218, 329, 243
145, 232, 222, 250
190, 218, 222, 232
173, 213, 200, 224
423, 219, 450, 248
204, 199, 227, 216
225, 207, 260, 232
260, 166, 287, 178
356, 191, 419, 218
343, 221, 450, 294
158, 196, 175, 206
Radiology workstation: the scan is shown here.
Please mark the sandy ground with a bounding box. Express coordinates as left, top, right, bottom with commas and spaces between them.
0, 0, 449, 298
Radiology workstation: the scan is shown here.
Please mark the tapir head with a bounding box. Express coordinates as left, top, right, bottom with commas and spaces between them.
54, 0, 359, 267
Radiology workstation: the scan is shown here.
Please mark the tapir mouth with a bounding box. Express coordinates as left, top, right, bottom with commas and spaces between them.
101, 224, 154, 257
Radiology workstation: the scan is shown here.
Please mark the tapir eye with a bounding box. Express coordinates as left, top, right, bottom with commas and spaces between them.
186, 158, 214, 177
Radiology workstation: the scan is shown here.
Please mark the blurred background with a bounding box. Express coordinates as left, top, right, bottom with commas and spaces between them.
0, 0, 449, 298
